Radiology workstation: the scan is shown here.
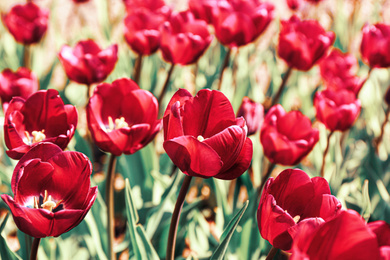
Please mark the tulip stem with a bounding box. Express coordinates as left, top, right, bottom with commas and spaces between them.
265, 246, 278, 260
106, 154, 117, 260
217, 48, 231, 91
357, 67, 373, 96
375, 106, 390, 154
320, 131, 334, 178
257, 162, 275, 199
86, 84, 91, 100
23, 45, 30, 69
158, 64, 175, 106
166, 175, 193, 260
29, 237, 41, 260
133, 54, 143, 85
269, 67, 293, 110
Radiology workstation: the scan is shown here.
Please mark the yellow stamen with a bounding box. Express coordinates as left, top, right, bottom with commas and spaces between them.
293, 215, 301, 223
41, 195, 56, 212
31, 130, 46, 143
43, 190, 48, 203
107, 116, 129, 132
33, 196, 39, 209
197, 135, 205, 142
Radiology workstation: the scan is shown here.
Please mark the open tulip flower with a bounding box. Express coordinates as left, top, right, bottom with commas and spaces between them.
260, 105, 319, 166
314, 89, 361, 132
236, 97, 264, 136
278, 15, 335, 71
58, 39, 118, 86
361, 23, 390, 68
290, 210, 383, 260
1, 143, 97, 238
211, 0, 274, 47
87, 78, 162, 156
4, 89, 77, 160
160, 10, 213, 65
257, 168, 342, 251
0, 67, 38, 108
2, 2, 49, 45
188, 0, 217, 24
163, 89, 253, 180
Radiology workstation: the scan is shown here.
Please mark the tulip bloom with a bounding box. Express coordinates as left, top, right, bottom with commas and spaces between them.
87, 78, 162, 156
188, 0, 217, 24
2, 2, 49, 45
211, 0, 274, 47
260, 105, 319, 166
278, 15, 335, 71
236, 97, 264, 136
163, 89, 253, 180
123, 0, 170, 17
368, 221, 390, 259
4, 89, 77, 160
160, 11, 213, 65
0, 68, 38, 106
257, 168, 342, 251
286, 0, 302, 11
1, 143, 97, 238
361, 23, 390, 68
314, 89, 361, 132
58, 39, 118, 85
290, 210, 380, 260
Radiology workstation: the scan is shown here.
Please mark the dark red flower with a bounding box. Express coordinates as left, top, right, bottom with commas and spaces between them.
211, 0, 274, 47
236, 97, 264, 136
290, 210, 380, 260
260, 105, 319, 166
278, 15, 335, 71
2, 2, 49, 45
160, 10, 212, 65
257, 168, 342, 251
72, 0, 90, 3
58, 39, 118, 85
87, 78, 162, 156
368, 221, 390, 260
0, 67, 38, 107
286, 0, 302, 10
123, 0, 171, 17
188, 0, 217, 24
1, 143, 97, 238
124, 8, 166, 55
361, 23, 390, 68
314, 89, 361, 132
4, 89, 78, 160
163, 89, 253, 180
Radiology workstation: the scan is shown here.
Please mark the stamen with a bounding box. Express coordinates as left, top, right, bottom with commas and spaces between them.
43, 190, 48, 203
108, 116, 115, 131
31, 130, 46, 143
33, 197, 39, 209
32, 190, 64, 213
107, 116, 129, 132
197, 135, 205, 142
41, 195, 56, 212
293, 215, 301, 223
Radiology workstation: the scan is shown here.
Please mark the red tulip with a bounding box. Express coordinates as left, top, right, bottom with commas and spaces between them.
260, 105, 319, 166
211, 0, 274, 47
290, 210, 380, 260
58, 39, 118, 85
0, 68, 38, 107
278, 15, 335, 71
163, 89, 253, 180
188, 0, 218, 24
4, 89, 78, 160
314, 89, 361, 132
286, 0, 302, 10
361, 23, 390, 68
236, 97, 264, 136
368, 221, 390, 260
123, 0, 171, 17
1, 143, 97, 238
160, 11, 212, 65
2, 2, 49, 45
124, 8, 166, 55
72, 0, 90, 3
257, 168, 342, 251
87, 78, 162, 156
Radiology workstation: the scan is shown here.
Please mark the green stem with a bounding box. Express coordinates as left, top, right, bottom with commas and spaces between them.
265, 246, 278, 260
133, 54, 143, 85
357, 67, 373, 96
106, 154, 117, 260
29, 237, 41, 260
269, 67, 293, 110
25, 233, 33, 259
158, 64, 175, 106
217, 48, 231, 91
375, 106, 390, 154
86, 84, 91, 101
166, 175, 193, 260
23, 45, 30, 69
320, 131, 334, 178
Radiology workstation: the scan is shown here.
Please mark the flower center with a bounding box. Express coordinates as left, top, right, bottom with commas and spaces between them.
24, 130, 46, 145
293, 215, 301, 223
33, 190, 63, 213
197, 135, 205, 142
107, 116, 129, 132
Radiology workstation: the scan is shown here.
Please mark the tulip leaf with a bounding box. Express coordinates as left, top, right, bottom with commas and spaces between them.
361, 179, 371, 222
0, 213, 22, 260
210, 200, 249, 260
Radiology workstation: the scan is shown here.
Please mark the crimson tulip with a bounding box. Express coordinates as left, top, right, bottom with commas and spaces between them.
211, 0, 274, 47
260, 105, 319, 166
361, 23, 390, 68
257, 168, 342, 251
2, 2, 49, 45
188, 0, 217, 24
290, 210, 380, 260
160, 10, 212, 65
286, 0, 302, 10
163, 89, 253, 179
369, 221, 390, 259
4, 89, 78, 160
1, 143, 97, 238
72, 0, 90, 3
123, 0, 170, 17
0, 68, 38, 107
58, 39, 118, 85
87, 78, 162, 156
278, 15, 335, 71
236, 97, 264, 136
314, 89, 361, 132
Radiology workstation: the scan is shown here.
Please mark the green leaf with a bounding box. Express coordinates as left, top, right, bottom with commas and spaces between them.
0, 213, 22, 260
361, 179, 371, 222
210, 200, 249, 260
